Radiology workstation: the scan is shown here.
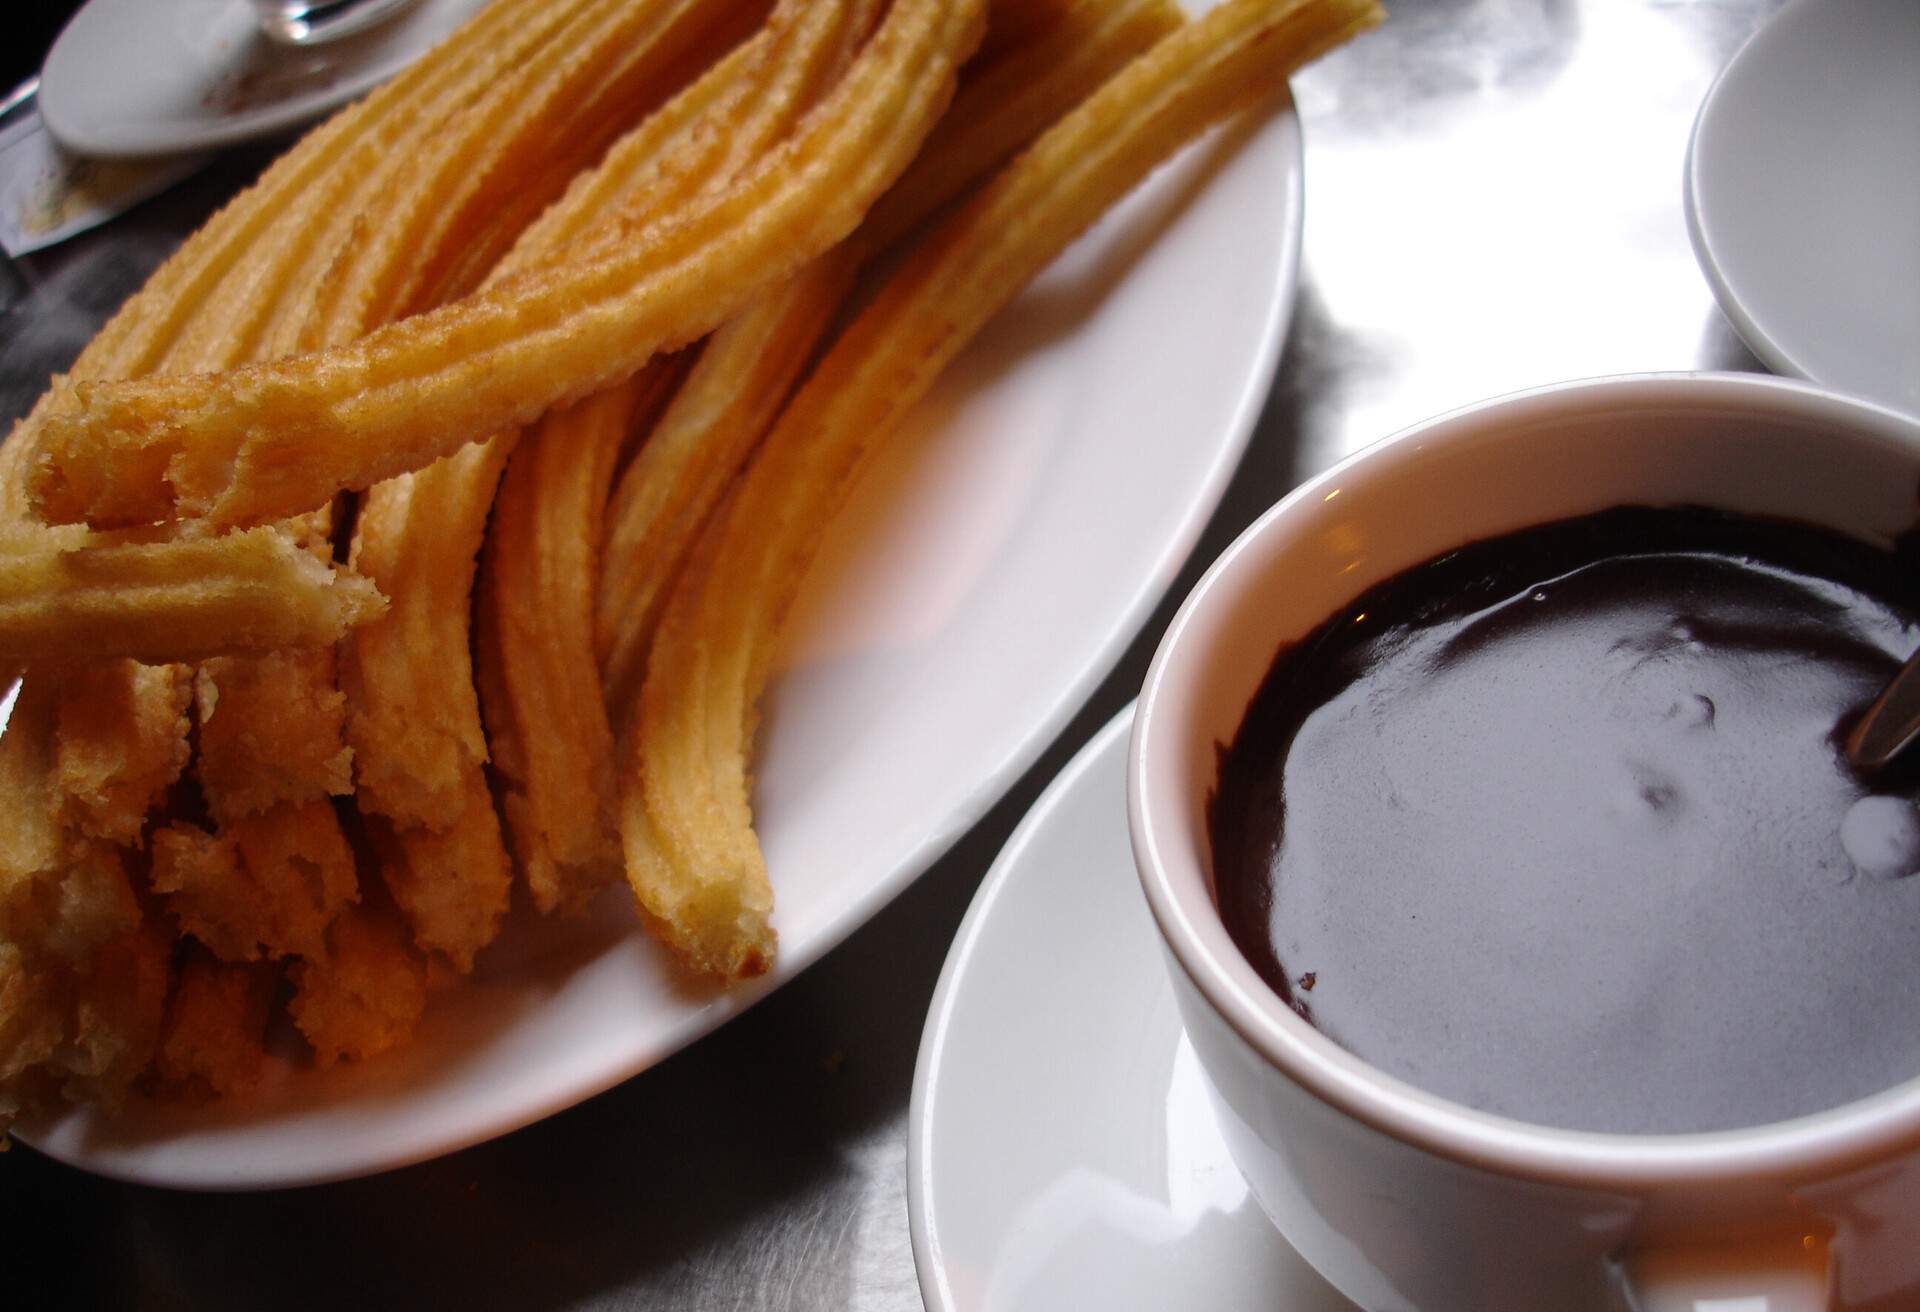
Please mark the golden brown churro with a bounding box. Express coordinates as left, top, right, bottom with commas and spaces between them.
150, 800, 358, 964
595, 0, 1183, 719
30, 0, 989, 530
476, 366, 685, 914
358, 0, 882, 940
53, 660, 192, 847
621, 0, 1383, 979
472, 0, 886, 917
0, 526, 384, 666
595, 256, 859, 718
151, 950, 279, 1100
287, 903, 427, 1065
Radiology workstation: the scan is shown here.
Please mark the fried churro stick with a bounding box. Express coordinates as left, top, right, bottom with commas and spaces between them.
364, 782, 509, 973
0, 525, 384, 666
476, 365, 688, 913
297, 0, 767, 348
31, 0, 990, 530
595, 0, 1185, 717
595, 257, 859, 717
469, 0, 884, 915
288, 902, 427, 1065
55, 660, 192, 846
482, 0, 1126, 920
151, 950, 279, 1101
151, 801, 358, 963
622, 0, 1383, 979
354, 0, 884, 940
0, 679, 143, 957
195, 651, 352, 824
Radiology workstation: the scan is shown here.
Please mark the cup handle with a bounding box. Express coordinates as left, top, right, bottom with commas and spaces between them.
1620, 1233, 1831, 1311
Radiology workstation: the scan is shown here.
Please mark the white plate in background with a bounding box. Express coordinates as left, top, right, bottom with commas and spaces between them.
18, 95, 1304, 1188
39, 0, 490, 157
1685, 0, 1920, 416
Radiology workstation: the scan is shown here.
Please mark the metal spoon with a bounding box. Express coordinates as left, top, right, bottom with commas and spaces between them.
251, 0, 420, 46
1845, 647, 1920, 771
0, 76, 38, 124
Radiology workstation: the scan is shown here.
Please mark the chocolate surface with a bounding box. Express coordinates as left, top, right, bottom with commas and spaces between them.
1210, 506, 1920, 1134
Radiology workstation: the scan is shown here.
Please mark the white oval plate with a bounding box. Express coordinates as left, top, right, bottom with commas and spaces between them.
16, 98, 1303, 1188
1684, 0, 1920, 416
909, 709, 1354, 1311
39, 0, 491, 158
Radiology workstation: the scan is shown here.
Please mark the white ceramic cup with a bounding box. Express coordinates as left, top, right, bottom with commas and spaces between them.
1129, 373, 1920, 1312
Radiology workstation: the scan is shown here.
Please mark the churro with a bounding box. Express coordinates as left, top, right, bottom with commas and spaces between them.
365, 780, 511, 974
150, 800, 358, 964
471, 0, 885, 916
54, 660, 192, 847
194, 650, 353, 823
0, 525, 384, 665
596, 0, 1183, 718
151, 951, 278, 1100
30, 0, 989, 530
621, 0, 1383, 979
476, 364, 686, 914
361, 0, 880, 938
287, 903, 427, 1065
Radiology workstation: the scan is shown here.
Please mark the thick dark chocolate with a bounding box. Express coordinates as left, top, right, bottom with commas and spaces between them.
1210, 506, 1920, 1134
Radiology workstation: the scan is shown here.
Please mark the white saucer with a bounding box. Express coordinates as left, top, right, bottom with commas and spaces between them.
38, 0, 490, 158
908, 709, 1355, 1312
1684, 0, 1920, 416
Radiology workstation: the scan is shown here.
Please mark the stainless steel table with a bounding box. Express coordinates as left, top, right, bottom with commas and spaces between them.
4, 1, 1784, 1305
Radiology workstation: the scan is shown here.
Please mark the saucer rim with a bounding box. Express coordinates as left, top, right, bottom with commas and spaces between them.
907, 706, 1139, 1312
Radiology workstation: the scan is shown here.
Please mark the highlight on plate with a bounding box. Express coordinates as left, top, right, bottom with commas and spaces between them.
0, 0, 1379, 1131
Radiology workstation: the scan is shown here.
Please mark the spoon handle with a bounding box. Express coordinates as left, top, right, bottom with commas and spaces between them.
1846, 648, 1920, 771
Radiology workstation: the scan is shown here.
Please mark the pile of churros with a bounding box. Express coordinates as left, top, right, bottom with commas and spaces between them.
0, 0, 1378, 1125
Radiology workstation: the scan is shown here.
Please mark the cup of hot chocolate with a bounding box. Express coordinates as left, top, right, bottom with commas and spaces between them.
1129, 373, 1920, 1311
